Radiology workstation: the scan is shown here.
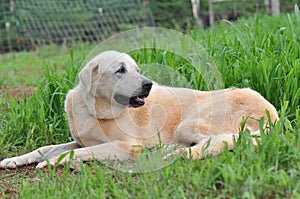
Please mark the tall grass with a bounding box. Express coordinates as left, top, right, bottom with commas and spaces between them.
0, 12, 299, 198
192, 14, 300, 120
0, 49, 82, 155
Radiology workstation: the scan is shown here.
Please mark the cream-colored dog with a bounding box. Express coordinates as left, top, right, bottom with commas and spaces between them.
0, 50, 278, 169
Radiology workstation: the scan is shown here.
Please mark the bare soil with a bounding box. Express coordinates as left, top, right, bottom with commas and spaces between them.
0, 88, 37, 99
0, 164, 37, 199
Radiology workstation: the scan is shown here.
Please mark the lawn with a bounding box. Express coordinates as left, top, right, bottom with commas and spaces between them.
0, 11, 300, 198
0, 42, 96, 90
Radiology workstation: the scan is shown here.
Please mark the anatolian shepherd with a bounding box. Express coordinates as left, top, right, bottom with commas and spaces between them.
0, 51, 278, 169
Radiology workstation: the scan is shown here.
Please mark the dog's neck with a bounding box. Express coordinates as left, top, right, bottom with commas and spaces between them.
80, 86, 125, 119
94, 97, 125, 119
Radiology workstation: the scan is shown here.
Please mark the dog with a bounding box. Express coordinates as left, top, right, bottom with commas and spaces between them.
0, 50, 279, 169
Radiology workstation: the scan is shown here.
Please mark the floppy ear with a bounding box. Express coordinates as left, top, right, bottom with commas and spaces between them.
79, 61, 99, 94
79, 62, 100, 118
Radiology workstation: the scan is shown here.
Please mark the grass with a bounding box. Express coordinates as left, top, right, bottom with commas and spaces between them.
0, 11, 300, 198
0, 42, 95, 89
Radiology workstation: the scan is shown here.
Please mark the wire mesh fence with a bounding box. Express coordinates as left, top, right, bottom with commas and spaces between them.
0, 0, 155, 53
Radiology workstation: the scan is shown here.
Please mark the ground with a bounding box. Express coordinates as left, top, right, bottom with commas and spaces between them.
0, 164, 36, 198
0, 88, 36, 100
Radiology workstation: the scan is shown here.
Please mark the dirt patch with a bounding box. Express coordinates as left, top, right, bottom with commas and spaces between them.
0, 88, 37, 99
0, 164, 37, 198
0, 162, 81, 198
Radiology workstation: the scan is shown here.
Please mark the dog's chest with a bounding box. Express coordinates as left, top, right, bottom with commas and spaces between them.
96, 103, 181, 144
97, 114, 157, 142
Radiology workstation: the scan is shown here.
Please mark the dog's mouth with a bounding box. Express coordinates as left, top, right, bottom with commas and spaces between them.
114, 92, 150, 108
129, 93, 149, 108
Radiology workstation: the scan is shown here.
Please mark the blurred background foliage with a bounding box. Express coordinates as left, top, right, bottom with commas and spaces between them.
150, 0, 300, 30
0, 0, 299, 53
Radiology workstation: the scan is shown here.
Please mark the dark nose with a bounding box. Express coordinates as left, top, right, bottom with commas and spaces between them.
142, 80, 153, 91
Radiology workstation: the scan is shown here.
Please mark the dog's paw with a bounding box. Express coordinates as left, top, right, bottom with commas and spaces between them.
162, 148, 186, 160
36, 157, 81, 170
0, 157, 24, 169
36, 160, 54, 169
162, 147, 200, 160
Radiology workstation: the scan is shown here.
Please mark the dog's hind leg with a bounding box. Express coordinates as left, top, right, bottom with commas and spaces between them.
183, 134, 238, 159
0, 141, 80, 169
165, 132, 260, 160
163, 133, 236, 160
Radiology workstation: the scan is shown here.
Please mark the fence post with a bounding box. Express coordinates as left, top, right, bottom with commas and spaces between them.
191, 0, 204, 27
264, 0, 271, 14
209, 0, 214, 26
271, 0, 280, 16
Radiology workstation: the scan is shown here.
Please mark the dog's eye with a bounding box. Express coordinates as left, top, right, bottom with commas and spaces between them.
115, 65, 126, 74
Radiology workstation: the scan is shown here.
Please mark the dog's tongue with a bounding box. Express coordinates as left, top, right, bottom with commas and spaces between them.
135, 96, 144, 102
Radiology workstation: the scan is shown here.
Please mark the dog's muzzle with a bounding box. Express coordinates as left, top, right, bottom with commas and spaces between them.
129, 81, 152, 107
114, 80, 153, 108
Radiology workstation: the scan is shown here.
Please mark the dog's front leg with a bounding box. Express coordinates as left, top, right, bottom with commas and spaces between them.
36, 141, 135, 169
0, 141, 80, 169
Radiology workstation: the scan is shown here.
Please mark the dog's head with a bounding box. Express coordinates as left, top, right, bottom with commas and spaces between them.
79, 51, 152, 111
